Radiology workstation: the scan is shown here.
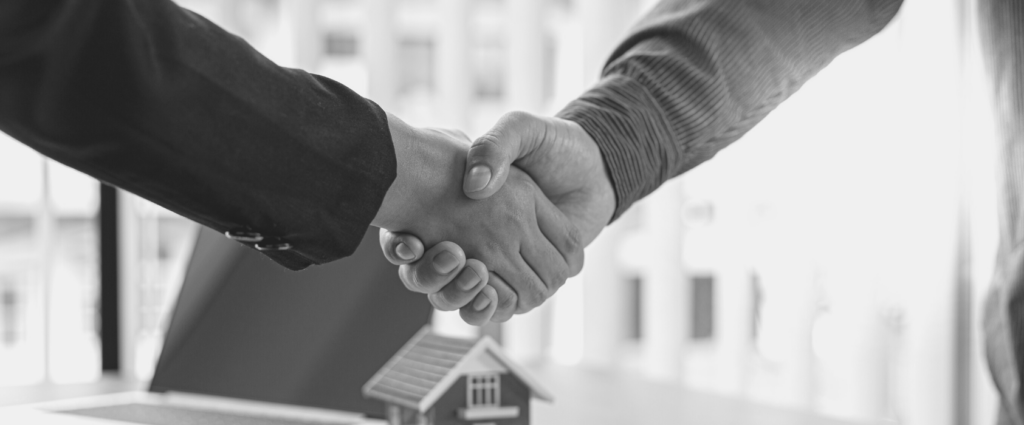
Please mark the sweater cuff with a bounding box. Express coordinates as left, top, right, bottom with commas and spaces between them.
557, 75, 675, 221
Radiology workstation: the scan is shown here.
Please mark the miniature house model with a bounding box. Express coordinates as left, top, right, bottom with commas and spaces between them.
363, 327, 553, 425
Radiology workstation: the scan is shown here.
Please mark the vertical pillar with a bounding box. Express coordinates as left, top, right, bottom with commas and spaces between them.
500, 0, 550, 364
279, 0, 321, 70
506, 0, 546, 113
363, 0, 398, 111
639, 180, 685, 380
577, 0, 641, 369
435, 0, 472, 129
580, 0, 639, 87
897, 1, 961, 424
961, 1, 1000, 423
714, 248, 754, 393
117, 193, 140, 380
580, 224, 627, 368
39, 161, 53, 382
429, 0, 478, 342
99, 184, 120, 373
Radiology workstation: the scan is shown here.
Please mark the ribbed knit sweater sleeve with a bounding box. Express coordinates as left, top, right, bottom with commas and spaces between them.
558, 0, 904, 219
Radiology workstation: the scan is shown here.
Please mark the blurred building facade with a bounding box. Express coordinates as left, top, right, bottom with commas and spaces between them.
0, 1, 1001, 424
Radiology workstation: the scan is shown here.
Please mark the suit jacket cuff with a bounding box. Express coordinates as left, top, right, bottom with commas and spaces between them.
226, 98, 396, 271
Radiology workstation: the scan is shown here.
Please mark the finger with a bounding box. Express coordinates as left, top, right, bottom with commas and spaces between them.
379, 228, 425, 265
486, 273, 519, 323
427, 259, 489, 311
488, 248, 548, 317
533, 188, 584, 276
464, 111, 545, 200
398, 241, 466, 294
517, 244, 565, 314
510, 254, 554, 315
459, 285, 498, 326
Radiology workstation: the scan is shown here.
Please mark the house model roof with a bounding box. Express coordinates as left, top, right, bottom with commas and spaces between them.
362, 326, 554, 413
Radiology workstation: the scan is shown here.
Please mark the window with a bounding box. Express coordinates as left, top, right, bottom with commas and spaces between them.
324, 32, 358, 57
751, 272, 763, 341
1, 286, 18, 346
0, 137, 101, 386
466, 373, 500, 408
691, 275, 714, 340
472, 39, 504, 101
386, 405, 400, 423
122, 197, 198, 380
625, 276, 642, 341
397, 37, 435, 97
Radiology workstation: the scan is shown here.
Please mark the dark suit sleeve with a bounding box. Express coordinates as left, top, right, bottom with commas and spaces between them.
558, 0, 903, 220
0, 0, 396, 270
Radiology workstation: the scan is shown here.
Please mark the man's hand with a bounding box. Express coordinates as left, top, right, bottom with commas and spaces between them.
462, 112, 615, 246
378, 231, 498, 325
379, 112, 615, 321
372, 113, 585, 323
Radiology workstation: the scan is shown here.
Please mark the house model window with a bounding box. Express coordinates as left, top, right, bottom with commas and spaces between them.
467, 374, 500, 408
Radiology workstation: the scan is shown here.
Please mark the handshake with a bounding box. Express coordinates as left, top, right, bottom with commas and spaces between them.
369, 111, 616, 325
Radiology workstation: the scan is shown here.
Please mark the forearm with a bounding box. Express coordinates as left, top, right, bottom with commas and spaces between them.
0, 0, 395, 270
558, 0, 903, 220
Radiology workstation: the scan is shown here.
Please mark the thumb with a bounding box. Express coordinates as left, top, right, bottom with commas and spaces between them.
379, 228, 425, 265
463, 112, 545, 200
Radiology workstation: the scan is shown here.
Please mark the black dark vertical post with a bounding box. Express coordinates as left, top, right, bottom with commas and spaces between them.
100, 184, 120, 372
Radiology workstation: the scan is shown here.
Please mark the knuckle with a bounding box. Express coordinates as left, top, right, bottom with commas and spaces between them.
470, 134, 504, 157
491, 312, 513, 323
378, 227, 393, 245
459, 309, 485, 326
487, 240, 504, 255
569, 248, 585, 277
516, 176, 538, 193
503, 111, 533, 125
427, 293, 443, 310
498, 290, 519, 313
429, 293, 457, 312
551, 269, 569, 290
407, 269, 428, 292
516, 303, 536, 315
405, 264, 442, 294
518, 283, 544, 312
399, 268, 422, 293
564, 225, 583, 255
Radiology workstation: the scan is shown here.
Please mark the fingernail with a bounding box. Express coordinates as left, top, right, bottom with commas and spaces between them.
395, 243, 414, 260
458, 268, 482, 291
432, 251, 459, 274
473, 294, 492, 311
465, 166, 492, 193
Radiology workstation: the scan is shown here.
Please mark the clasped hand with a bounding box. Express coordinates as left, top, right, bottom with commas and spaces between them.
372, 112, 615, 325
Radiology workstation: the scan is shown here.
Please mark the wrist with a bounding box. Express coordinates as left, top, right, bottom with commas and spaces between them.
373, 113, 420, 230
372, 113, 464, 231
564, 119, 616, 233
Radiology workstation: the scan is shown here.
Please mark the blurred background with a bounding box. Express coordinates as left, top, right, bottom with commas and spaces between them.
0, 0, 1005, 424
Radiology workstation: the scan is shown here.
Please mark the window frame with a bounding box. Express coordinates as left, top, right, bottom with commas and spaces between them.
465, 373, 500, 408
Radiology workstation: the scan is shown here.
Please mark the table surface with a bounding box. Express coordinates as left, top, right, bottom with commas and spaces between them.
0, 364, 866, 425
528, 363, 867, 425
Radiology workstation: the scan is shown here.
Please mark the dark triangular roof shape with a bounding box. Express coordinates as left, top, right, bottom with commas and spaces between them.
362, 326, 554, 412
